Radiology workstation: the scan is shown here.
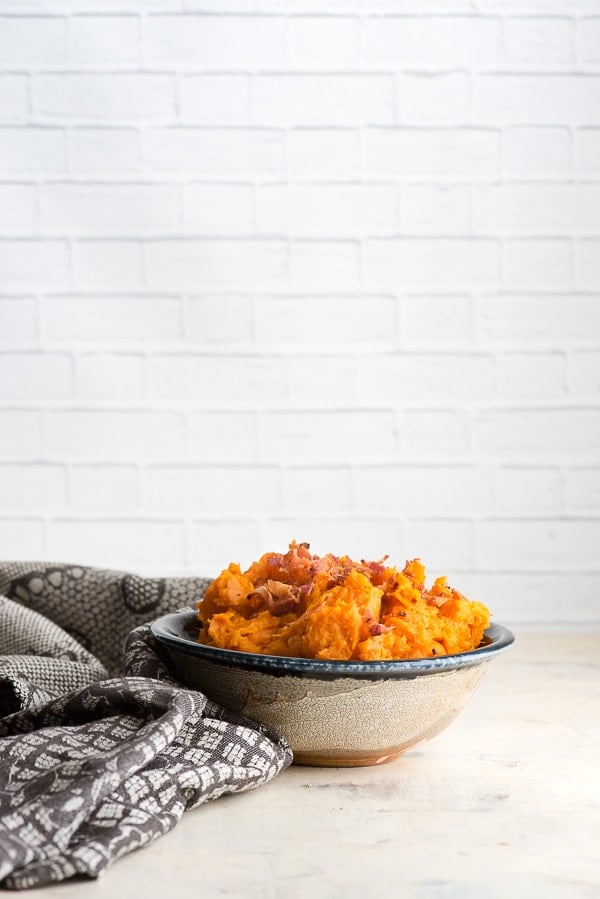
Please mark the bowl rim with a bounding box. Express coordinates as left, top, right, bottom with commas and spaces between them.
151, 610, 515, 680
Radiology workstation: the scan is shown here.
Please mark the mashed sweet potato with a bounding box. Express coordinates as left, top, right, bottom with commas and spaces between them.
196, 541, 490, 661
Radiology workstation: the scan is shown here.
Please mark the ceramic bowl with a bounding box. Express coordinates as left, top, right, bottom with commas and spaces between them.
151, 611, 514, 768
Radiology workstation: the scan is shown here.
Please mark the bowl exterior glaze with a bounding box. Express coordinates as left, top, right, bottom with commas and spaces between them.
153, 612, 514, 767
163, 649, 490, 766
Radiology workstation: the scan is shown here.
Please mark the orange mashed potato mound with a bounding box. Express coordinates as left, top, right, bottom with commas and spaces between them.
196, 541, 490, 661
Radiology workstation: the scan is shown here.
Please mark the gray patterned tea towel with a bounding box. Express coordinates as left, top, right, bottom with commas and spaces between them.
0, 562, 292, 890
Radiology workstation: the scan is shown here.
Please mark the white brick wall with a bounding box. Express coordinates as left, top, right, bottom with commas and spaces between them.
1, 0, 599, 628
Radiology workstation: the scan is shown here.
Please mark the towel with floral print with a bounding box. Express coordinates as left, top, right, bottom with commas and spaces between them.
0, 562, 292, 890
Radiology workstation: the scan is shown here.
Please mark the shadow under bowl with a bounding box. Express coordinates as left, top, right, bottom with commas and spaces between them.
151, 611, 515, 768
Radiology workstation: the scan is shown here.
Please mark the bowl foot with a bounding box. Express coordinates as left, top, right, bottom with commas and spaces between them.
292, 749, 406, 768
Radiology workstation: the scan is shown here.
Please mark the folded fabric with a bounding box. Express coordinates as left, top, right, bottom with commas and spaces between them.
0, 562, 292, 890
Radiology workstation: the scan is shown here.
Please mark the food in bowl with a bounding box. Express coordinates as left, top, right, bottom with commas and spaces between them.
151, 542, 513, 766
196, 541, 490, 661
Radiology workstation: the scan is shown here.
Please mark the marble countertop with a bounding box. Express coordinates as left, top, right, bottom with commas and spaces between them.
27, 632, 599, 899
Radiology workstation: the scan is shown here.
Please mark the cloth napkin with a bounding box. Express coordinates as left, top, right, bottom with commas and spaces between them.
0, 562, 292, 890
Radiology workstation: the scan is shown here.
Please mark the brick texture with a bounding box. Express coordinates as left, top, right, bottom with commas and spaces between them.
0, 2, 598, 626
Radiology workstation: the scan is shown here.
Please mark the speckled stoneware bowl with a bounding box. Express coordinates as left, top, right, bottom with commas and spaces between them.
151, 611, 514, 767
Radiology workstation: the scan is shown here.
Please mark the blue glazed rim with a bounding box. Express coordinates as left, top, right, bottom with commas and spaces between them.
151, 610, 515, 681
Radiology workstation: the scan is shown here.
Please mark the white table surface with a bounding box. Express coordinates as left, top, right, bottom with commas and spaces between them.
25, 632, 599, 899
